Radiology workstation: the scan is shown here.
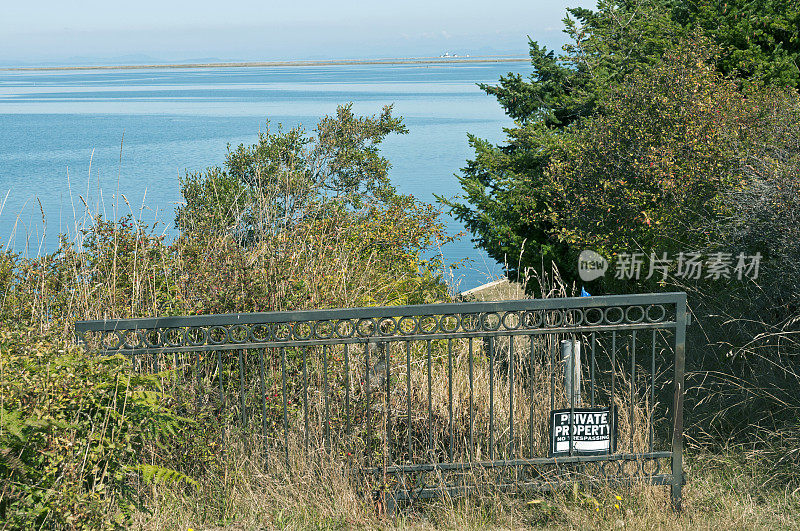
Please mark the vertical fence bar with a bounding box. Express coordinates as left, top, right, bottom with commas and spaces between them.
280, 346, 289, 470
631, 330, 636, 453
217, 351, 224, 409
386, 342, 392, 466
258, 348, 268, 467
215, 350, 224, 438
468, 338, 474, 461
406, 341, 412, 462
195, 351, 201, 417
549, 336, 555, 412
303, 346, 309, 453
610, 331, 616, 456
650, 329, 656, 453
345, 344, 351, 438
323, 344, 330, 450
239, 350, 247, 428
509, 335, 515, 460
448, 339, 454, 462
569, 336, 576, 456
529, 335, 534, 458
365, 342, 371, 463
672, 296, 687, 510
488, 336, 494, 461
591, 332, 596, 408
427, 340, 433, 454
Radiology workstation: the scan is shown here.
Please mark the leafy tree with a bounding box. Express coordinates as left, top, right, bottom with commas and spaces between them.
542, 39, 800, 297
175, 103, 450, 312
671, 0, 800, 90
544, 42, 745, 262
443, 0, 687, 285
705, 87, 800, 308
176, 103, 406, 241
446, 0, 800, 289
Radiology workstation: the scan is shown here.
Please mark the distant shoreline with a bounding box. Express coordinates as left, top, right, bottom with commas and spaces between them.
2, 55, 529, 72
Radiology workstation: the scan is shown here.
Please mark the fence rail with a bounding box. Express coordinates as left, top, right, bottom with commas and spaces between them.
75, 292, 687, 510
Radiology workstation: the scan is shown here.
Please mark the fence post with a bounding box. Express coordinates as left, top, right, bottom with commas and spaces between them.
671, 295, 687, 510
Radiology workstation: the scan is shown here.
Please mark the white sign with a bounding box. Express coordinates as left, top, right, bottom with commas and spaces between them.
549, 407, 615, 456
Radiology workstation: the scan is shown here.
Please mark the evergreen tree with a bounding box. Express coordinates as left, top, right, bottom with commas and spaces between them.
444, 0, 800, 290
442, 0, 685, 285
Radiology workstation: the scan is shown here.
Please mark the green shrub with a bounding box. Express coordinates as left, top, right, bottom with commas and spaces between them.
0, 328, 193, 529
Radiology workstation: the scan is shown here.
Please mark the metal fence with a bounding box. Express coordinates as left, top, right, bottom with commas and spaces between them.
75, 292, 687, 510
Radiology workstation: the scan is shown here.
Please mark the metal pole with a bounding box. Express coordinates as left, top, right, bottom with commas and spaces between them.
258, 348, 269, 467
560, 339, 581, 406
671, 296, 687, 510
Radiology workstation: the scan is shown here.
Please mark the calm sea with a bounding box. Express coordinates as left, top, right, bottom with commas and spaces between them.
0, 62, 528, 290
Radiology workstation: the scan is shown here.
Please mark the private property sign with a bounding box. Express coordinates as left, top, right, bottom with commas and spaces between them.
549, 407, 616, 456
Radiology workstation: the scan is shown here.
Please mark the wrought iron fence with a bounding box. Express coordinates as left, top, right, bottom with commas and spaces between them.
75, 292, 687, 510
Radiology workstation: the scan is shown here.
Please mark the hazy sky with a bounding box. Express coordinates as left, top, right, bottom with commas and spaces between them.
1, 0, 595, 65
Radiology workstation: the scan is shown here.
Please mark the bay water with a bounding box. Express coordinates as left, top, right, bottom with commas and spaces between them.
0, 62, 529, 290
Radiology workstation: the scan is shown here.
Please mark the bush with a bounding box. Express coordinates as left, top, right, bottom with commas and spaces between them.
0, 328, 193, 529
174, 102, 451, 312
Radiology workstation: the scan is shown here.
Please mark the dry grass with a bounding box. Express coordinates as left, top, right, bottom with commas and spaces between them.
128, 445, 800, 530
122, 331, 792, 531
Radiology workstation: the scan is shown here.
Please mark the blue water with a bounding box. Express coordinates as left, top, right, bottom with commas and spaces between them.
0, 63, 528, 290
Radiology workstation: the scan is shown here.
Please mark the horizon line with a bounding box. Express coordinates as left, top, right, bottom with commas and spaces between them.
2, 55, 530, 72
